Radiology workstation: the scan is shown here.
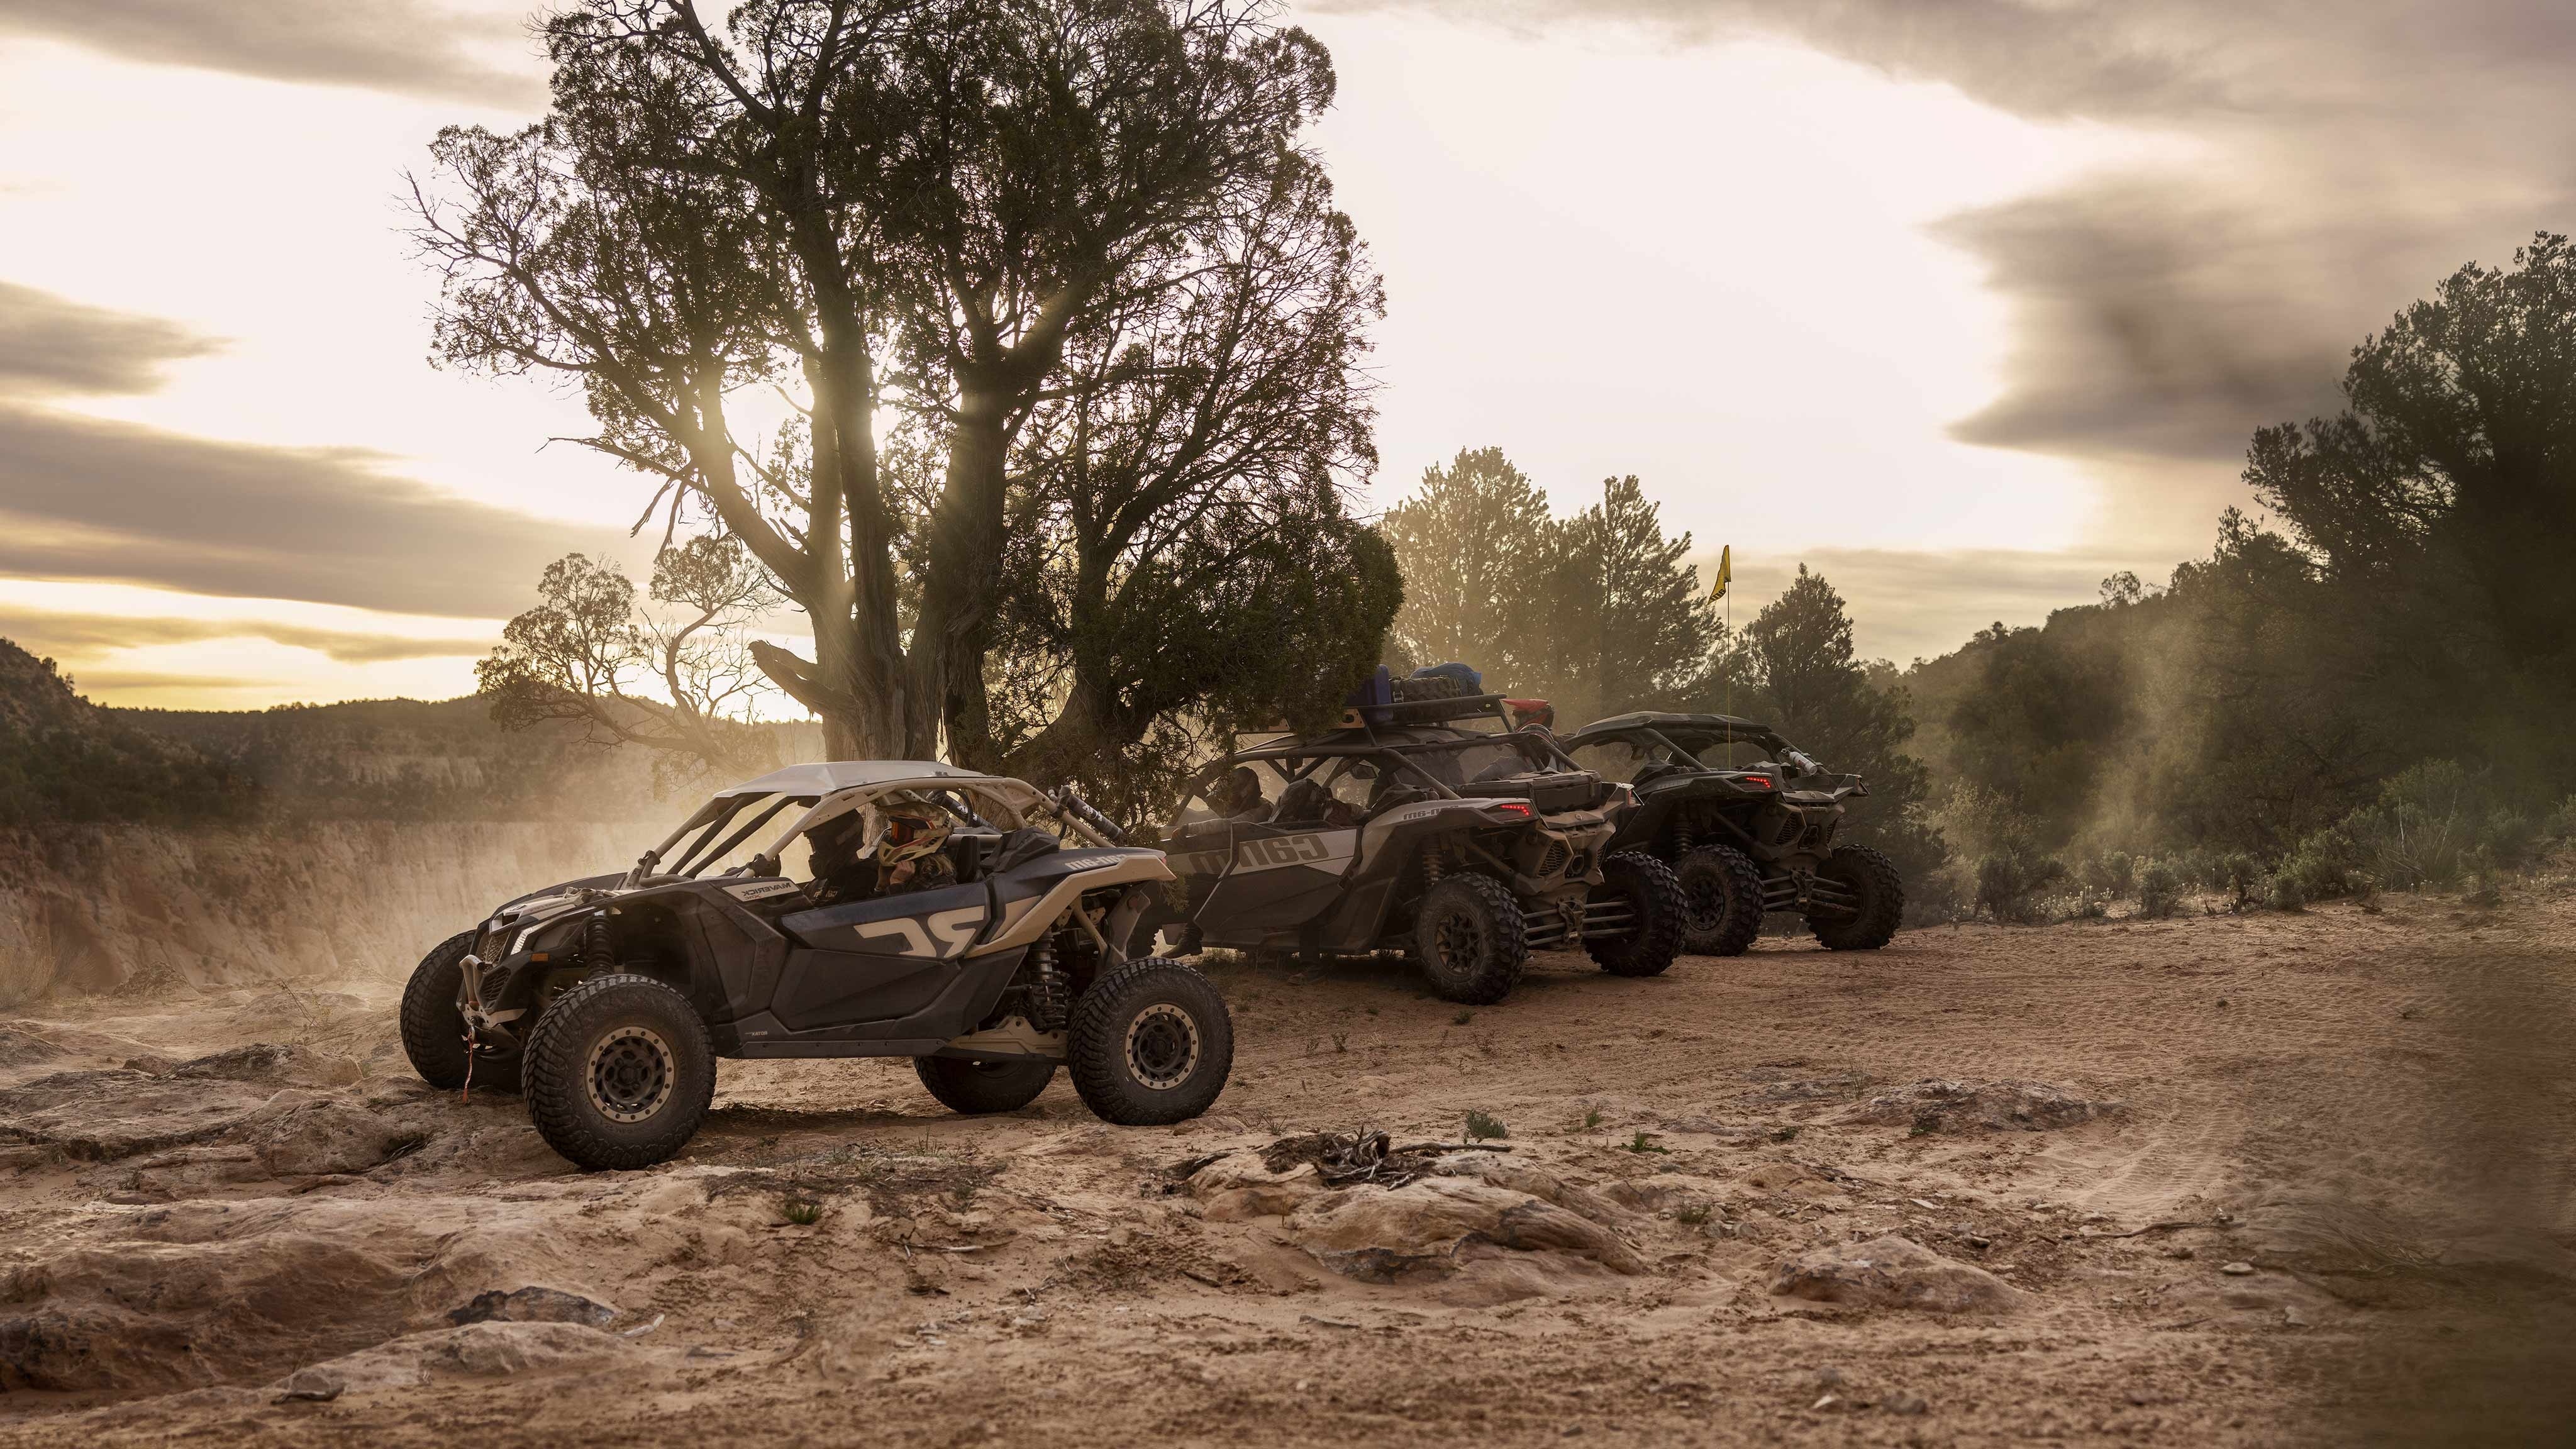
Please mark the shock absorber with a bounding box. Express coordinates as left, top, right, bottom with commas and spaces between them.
1028, 938, 1069, 1032
582, 915, 615, 972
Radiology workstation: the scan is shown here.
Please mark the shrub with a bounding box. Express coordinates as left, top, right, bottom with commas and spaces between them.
2138, 862, 2184, 918
2080, 851, 2136, 898
1975, 852, 2068, 923
1463, 1109, 1509, 1142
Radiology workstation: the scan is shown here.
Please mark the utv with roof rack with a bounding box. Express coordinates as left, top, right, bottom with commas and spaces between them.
398, 762, 1231, 1170
1562, 712, 1903, 956
1144, 669, 1684, 1004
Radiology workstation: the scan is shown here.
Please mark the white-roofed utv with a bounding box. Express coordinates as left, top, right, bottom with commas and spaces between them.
399, 762, 1231, 1170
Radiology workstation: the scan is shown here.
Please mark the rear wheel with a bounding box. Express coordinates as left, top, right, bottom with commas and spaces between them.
521, 974, 716, 1170
1811, 845, 1904, 950
914, 1055, 1055, 1114
1584, 851, 1685, 977
1068, 958, 1233, 1126
1675, 845, 1764, 957
1412, 872, 1528, 1004
399, 930, 521, 1093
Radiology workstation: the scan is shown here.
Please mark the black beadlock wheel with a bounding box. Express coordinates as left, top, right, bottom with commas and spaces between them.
521, 973, 716, 1171
914, 1055, 1056, 1114
399, 930, 522, 1093
1412, 872, 1528, 1004
1584, 850, 1686, 977
1675, 844, 1765, 957
1067, 958, 1233, 1126
1811, 844, 1904, 950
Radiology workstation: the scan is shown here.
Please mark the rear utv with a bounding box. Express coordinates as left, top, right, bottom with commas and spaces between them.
1564, 712, 1905, 953
399, 762, 1233, 1170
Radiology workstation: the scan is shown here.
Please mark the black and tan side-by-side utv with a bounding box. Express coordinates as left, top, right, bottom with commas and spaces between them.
1563, 712, 1904, 956
1146, 673, 1684, 1004
399, 762, 1231, 1170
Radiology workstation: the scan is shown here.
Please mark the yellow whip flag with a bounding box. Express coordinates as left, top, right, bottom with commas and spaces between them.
1709, 544, 1732, 602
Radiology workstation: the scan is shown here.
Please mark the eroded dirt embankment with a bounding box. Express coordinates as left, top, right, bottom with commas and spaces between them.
0, 823, 645, 1008
0, 888, 2569, 1447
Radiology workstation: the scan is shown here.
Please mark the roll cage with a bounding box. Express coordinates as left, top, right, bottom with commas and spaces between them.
626, 767, 1115, 889
1170, 693, 1584, 826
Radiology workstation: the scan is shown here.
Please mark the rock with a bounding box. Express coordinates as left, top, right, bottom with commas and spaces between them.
0, 1026, 64, 1067
1854, 1080, 2124, 1135
2220, 1261, 2256, 1275
273, 1367, 345, 1403
274, 1321, 632, 1396
250, 1097, 432, 1178
1885, 1392, 1928, 1415
1768, 1235, 2026, 1314
447, 1286, 619, 1328
1185, 1152, 1324, 1222
1287, 1177, 1646, 1281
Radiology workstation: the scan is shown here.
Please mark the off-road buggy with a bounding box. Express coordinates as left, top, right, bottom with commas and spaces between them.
399, 762, 1232, 1170
1146, 674, 1684, 1004
1561, 712, 1903, 955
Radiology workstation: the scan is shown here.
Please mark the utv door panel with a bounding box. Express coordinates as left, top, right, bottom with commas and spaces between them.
1193, 824, 1357, 940
782, 884, 991, 955
772, 885, 995, 1031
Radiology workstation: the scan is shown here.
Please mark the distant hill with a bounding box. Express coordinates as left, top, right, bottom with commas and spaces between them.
0, 638, 257, 826
2, 636, 821, 827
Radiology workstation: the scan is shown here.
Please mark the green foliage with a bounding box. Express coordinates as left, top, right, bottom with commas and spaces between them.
2137, 862, 2185, 918
1463, 1109, 1509, 1143
0, 641, 255, 827
1624, 1130, 1670, 1155
1382, 458, 1716, 725
1699, 566, 1940, 882
1901, 234, 2576, 889
1974, 852, 2069, 923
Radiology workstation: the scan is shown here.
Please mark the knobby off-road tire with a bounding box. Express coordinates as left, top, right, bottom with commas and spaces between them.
1585, 850, 1686, 977
1812, 845, 1904, 951
1412, 872, 1529, 1004
1068, 958, 1233, 1126
914, 1056, 1055, 1114
400, 930, 523, 1093
521, 974, 716, 1170
1675, 844, 1765, 957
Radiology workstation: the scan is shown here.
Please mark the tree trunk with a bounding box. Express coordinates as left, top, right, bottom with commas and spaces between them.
909, 389, 1017, 767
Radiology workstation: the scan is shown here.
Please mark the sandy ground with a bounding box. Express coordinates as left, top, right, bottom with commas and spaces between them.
1, 887, 2570, 1446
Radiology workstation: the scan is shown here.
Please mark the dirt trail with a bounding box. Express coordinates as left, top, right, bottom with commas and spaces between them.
0, 887, 2569, 1446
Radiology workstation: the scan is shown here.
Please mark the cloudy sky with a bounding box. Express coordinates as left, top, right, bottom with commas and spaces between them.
0, 0, 2565, 708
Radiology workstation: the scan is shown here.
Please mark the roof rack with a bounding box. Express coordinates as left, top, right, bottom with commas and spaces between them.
1337, 691, 1512, 730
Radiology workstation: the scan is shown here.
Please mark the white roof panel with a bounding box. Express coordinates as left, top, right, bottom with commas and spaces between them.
713, 760, 1001, 798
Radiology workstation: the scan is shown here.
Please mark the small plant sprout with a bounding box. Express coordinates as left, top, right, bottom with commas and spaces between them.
1452, 1009, 1475, 1026
1582, 1106, 1606, 1131
1625, 1130, 1670, 1155
1464, 1109, 1509, 1143
782, 1193, 823, 1226
1331, 1031, 1350, 1053
1675, 1202, 1714, 1227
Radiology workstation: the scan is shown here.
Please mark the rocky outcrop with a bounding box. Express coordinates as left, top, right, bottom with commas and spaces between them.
1770, 1235, 2025, 1314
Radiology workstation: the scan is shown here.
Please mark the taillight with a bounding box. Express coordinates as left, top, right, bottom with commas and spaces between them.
1491, 802, 1533, 818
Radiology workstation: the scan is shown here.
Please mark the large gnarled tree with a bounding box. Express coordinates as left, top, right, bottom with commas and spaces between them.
414, 0, 1386, 770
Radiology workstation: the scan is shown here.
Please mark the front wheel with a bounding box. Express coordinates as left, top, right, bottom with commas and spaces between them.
1675, 845, 1764, 957
915, 1055, 1055, 1114
1584, 851, 1685, 977
1811, 845, 1904, 950
1067, 958, 1233, 1126
1412, 872, 1530, 1004
399, 930, 521, 1093
521, 974, 716, 1170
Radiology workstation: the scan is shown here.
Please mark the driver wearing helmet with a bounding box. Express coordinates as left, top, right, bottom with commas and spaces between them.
874, 798, 957, 894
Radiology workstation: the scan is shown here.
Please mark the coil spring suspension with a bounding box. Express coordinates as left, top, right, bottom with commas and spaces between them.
1027, 938, 1069, 1033
1423, 850, 1446, 887
582, 916, 616, 972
